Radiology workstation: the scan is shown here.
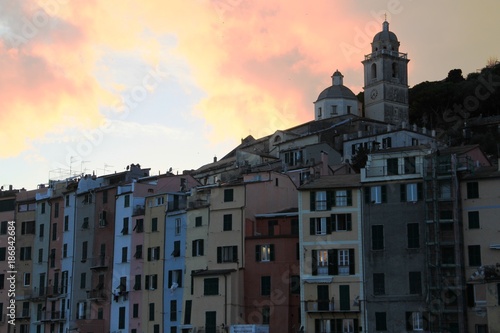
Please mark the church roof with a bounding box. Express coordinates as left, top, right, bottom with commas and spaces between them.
316, 84, 357, 102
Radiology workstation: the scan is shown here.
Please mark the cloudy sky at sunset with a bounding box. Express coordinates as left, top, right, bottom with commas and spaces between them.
1, 0, 499, 189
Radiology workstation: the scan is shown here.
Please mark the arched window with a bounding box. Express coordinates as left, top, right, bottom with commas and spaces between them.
371, 63, 377, 79
392, 62, 398, 78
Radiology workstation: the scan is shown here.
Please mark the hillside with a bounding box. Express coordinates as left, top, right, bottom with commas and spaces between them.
409, 62, 500, 157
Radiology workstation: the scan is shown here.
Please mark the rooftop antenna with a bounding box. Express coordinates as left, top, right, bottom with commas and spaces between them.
80, 161, 90, 174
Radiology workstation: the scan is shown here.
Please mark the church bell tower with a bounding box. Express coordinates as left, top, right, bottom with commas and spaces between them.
362, 20, 410, 125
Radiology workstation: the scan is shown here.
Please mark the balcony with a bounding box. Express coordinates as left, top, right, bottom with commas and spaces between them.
365, 163, 422, 178
41, 311, 65, 322
87, 289, 107, 301
90, 255, 109, 270
305, 299, 360, 313
16, 309, 30, 319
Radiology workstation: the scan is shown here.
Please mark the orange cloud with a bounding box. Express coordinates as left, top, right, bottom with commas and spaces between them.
0, 0, 370, 158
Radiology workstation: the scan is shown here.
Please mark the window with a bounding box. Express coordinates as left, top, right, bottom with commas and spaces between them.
468, 245, 482, 266
407, 223, 420, 249
192, 239, 204, 257
82, 217, 89, 229
387, 158, 399, 175
223, 214, 232, 231
124, 195, 130, 208
145, 274, 158, 290
204, 278, 219, 295
406, 312, 424, 331
149, 303, 155, 321
77, 302, 87, 320
99, 211, 107, 227
24, 273, 31, 286
375, 312, 387, 331
120, 217, 129, 235
133, 218, 143, 232
64, 216, 69, 231
80, 273, 86, 289
255, 244, 275, 262
316, 250, 328, 275
401, 183, 422, 202
63, 244, 67, 258
261, 276, 271, 296
21, 221, 35, 234
82, 241, 88, 262
118, 306, 126, 328
40, 202, 46, 214
262, 306, 270, 324
148, 246, 161, 261
409, 272, 422, 295
290, 275, 300, 295
404, 156, 416, 173
331, 214, 352, 231
0, 248, 5, 261
121, 247, 128, 263
310, 217, 330, 235
382, 137, 391, 149
224, 188, 234, 202
102, 190, 108, 203
467, 182, 479, 199
174, 218, 180, 234
52, 223, 57, 240
291, 218, 299, 235
168, 270, 183, 288
130, 303, 138, 318
468, 211, 480, 229
441, 246, 455, 264
39, 223, 44, 238
184, 300, 192, 324
338, 250, 351, 275
217, 246, 238, 263
133, 244, 142, 259
20, 247, 32, 261
152, 217, 158, 232
170, 300, 177, 321
172, 241, 180, 257
366, 185, 387, 204
134, 275, 141, 290
49, 249, 55, 267
315, 191, 327, 210
38, 249, 43, 263
373, 273, 385, 295
195, 216, 202, 227
0, 221, 7, 235
372, 225, 384, 250
331, 105, 337, 115
335, 190, 352, 206
0, 274, 4, 289
54, 202, 59, 218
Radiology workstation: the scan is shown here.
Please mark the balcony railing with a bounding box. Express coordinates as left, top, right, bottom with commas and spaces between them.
16, 309, 30, 319
90, 256, 109, 270
365, 163, 422, 177
41, 311, 65, 322
305, 299, 360, 313
87, 289, 107, 301
364, 49, 408, 60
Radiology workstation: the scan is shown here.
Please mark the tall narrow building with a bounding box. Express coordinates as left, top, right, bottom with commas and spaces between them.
362, 20, 410, 125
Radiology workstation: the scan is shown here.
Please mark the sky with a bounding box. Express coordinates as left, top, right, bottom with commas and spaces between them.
1, 0, 499, 190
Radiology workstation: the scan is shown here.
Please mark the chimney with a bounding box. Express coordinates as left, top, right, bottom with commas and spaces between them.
213, 156, 217, 163
320, 151, 329, 176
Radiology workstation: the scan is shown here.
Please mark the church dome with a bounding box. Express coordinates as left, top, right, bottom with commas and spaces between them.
372, 20, 400, 52
315, 70, 357, 102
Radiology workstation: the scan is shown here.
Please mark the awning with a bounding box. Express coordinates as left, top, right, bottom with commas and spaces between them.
303, 276, 333, 284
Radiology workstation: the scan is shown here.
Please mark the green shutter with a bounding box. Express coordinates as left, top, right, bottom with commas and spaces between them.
346, 190, 352, 206
270, 244, 275, 261
255, 245, 261, 261
312, 250, 318, 276
232, 246, 238, 262
381, 185, 387, 203
400, 184, 406, 202
331, 215, 337, 232
217, 247, 222, 263
417, 182, 423, 200
339, 285, 350, 311
364, 187, 370, 203
310, 218, 315, 235
328, 249, 335, 275
326, 217, 332, 234
347, 214, 352, 231
349, 249, 355, 275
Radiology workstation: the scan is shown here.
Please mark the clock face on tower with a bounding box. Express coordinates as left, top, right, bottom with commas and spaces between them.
370, 89, 378, 100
